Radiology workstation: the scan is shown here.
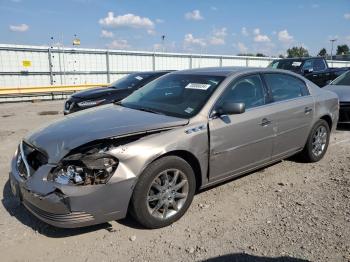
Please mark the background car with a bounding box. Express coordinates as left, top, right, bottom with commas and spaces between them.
10, 67, 338, 229
324, 70, 350, 124
64, 70, 172, 114
268, 57, 349, 87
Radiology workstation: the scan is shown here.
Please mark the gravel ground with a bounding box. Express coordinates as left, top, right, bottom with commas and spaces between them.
0, 100, 349, 262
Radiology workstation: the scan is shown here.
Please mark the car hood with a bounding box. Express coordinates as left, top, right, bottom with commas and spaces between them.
72, 86, 120, 100
323, 85, 350, 102
25, 104, 188, 163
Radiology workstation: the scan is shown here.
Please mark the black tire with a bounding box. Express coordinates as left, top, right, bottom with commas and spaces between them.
130, 156, 196, 229
300, 119, 330, 163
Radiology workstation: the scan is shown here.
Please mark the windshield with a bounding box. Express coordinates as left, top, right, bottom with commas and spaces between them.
120, 74, 225, 118
331, 70, 350, 86
268, 60, 303, 72
110, 73, 153, 89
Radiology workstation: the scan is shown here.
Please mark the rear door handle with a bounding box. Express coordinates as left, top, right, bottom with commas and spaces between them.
260, 118, 272, 126
305, 107, 313, 114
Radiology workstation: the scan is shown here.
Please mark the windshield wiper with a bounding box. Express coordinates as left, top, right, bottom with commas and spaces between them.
136, 107, 165, 115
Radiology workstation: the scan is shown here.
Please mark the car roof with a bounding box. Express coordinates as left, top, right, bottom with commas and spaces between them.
170, 66, 282, 77
272, 57, 322, 62
132, 70, 174, 75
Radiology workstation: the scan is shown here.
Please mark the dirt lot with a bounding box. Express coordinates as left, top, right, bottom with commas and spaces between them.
0, 100, 349, 262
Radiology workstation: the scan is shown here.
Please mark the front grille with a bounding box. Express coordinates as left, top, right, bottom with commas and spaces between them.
17, 141, 48, 179
23, 200, 94, 223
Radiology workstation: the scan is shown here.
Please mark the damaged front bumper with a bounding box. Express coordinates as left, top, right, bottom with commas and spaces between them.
9, 155, 136, 228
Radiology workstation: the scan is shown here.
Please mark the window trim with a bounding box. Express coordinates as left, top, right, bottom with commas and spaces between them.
209, 73, 269, 117
261, 72, 310, 104
312, 58, 327, 72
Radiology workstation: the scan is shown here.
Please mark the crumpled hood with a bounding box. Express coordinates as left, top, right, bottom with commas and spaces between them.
72, 86, 118, 99
323, 85, 350, 102
25, 104, 188, 163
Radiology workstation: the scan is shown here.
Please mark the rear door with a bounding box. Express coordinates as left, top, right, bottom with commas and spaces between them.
262, 73, 314, 160
209, 74, 274, 180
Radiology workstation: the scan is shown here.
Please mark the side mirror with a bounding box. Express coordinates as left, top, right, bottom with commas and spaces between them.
303, 68, 313, 74
217, 102, 245, 116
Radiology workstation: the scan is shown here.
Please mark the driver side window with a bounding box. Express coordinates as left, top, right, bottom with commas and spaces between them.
219, 74, 266, 110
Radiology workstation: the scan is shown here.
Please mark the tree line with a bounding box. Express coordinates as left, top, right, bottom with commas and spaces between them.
237, 44, 350, 58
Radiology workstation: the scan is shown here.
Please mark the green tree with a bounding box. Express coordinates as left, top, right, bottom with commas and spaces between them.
255, 53, 266, 57
286, 46, 310, 58
336, 44, 349, 55
318, 48, 327, 57
278, 54, 285, 58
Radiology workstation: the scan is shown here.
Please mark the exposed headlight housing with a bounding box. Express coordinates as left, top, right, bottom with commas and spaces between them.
50, 153, 118, 186
77, 99, 105, 108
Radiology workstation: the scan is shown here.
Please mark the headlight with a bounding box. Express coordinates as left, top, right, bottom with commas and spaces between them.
50, 153, 118, 186
77, 99, 105, 108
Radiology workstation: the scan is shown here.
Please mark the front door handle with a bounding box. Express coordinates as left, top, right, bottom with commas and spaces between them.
305, 107, 313, 114
260, 118, 272, 126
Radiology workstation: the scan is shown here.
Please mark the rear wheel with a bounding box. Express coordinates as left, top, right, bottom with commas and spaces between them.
130, 156, 196, 229
300, 119, 330, 162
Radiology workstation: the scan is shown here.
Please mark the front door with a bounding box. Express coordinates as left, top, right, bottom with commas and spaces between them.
209, 74, 274, 181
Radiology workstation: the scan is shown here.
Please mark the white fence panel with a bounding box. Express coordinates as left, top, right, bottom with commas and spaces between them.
155, 56, 190, 70
0, 44, 349, 88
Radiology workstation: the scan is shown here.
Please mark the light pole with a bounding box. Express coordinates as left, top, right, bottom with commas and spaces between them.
330, 39, 337, 67
161, 35, 165, 52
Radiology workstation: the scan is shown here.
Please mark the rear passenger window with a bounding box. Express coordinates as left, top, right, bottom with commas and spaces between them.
264, 73, 309, 102
313, 59, 326, 71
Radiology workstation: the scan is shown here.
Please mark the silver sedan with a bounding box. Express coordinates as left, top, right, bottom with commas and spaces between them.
324, 70, 350, 124
9, 67, 339, 229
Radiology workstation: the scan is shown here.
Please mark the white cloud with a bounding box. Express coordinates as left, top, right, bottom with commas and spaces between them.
9, 23, 29, 32
210, 6, 218, 11
278, 30, 294, 44
209, 37, 225, 45
185, 10, 203, 21
184, 33, 206, 47
99, 12, 154, 30
253, 28, 271, 42
209, 27, 227, 45
155, 18, 164, 23
241, 27, 249, 36
344, 13, 350, 20
237, 42, 248, 53
100, 30, 114, 38
106, 39, 130, 49
254, 34, 271, 42
147, 29, 156, 35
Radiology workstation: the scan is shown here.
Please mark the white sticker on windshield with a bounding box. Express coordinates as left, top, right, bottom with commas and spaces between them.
292, 62, 302, 67
135, 76, 143, 80
185, 107, 194, 114
185, 83, 211, 90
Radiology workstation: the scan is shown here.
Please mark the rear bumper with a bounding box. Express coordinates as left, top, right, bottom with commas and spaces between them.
9, 157, 135, 228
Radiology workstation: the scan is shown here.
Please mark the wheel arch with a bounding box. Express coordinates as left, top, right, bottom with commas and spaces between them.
152, 150, 203, 191
320, 114, 333, 130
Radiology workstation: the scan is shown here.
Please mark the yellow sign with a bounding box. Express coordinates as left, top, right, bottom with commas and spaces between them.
22, 60, 31, 67
73, 38, 81, 46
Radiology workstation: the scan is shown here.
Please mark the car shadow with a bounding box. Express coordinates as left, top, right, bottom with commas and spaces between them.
337, 123, 350, 131
202, 253, 309, 262
2, 180, 112, 238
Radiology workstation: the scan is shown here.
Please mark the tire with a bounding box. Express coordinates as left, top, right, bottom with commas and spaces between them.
130, 156, 196, 229
300, 119, 330, 163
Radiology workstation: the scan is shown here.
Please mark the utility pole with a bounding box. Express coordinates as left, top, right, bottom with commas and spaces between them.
330, 39, 337, 67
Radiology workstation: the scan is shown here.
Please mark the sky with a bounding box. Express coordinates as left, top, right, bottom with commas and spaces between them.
0, 0, 349, 56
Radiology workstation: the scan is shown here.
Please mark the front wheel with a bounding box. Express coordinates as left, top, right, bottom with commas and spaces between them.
130, 156, 196, 229
300, 119, 330, 162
